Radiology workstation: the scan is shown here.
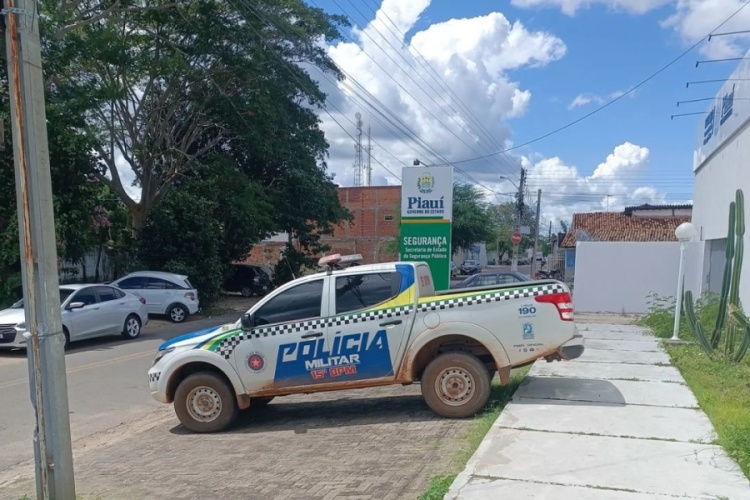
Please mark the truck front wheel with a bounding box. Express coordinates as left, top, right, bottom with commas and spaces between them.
174, 372, 238, 433
421, 352, 491, 418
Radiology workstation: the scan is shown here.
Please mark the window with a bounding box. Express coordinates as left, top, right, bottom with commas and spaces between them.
335, 272, 400, 314
254, 280, 324, 326
146, 278, 180, 290
476, 275, 497, 287
96, 286, 119, 302
117, 277, 146, 290
497, 275, 516, 285
71, 289, 98, 306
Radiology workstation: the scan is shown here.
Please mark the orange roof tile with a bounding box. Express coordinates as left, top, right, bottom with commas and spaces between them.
561, 212, 692, 248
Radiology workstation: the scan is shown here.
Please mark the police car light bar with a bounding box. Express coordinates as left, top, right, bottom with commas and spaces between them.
338, 254, 363, 266
318, 253, 364, 272
318, 254, 342, 267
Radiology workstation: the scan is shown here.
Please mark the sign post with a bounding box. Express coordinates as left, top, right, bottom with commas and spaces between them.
400, 166, 454, 291
511, 231, 521, 272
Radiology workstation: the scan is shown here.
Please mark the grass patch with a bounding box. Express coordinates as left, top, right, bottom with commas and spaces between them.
418, 367, 530, 500
639, 296, 750, 478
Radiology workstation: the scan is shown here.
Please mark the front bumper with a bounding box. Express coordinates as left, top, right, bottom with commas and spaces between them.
0, 327, 27, 349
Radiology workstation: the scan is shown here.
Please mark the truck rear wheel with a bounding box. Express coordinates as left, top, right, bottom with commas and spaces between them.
174, 372, 237, 433
421, 352, 491, 418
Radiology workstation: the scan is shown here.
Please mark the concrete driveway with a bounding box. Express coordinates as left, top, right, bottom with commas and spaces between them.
447, 323, 750, 499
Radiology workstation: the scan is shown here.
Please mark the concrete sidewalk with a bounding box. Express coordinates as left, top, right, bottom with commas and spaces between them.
446, 323, 750, 499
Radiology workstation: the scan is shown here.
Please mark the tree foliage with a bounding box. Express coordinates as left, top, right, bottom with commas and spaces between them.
0, 79, 116, 306
50, 0, 348, 230
136, 159, 275, 305
451, 183, 497, 252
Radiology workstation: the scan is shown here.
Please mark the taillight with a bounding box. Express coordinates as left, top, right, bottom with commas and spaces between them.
535, 292, 574, 321
185, 292, 196, 301
139, 297, 146, 305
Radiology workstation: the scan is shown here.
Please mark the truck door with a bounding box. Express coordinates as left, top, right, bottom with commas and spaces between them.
321, 269, 411, 384
230, 277, 331, 391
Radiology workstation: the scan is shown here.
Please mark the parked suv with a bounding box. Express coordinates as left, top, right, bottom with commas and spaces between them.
112, 271, 199, 323
460, 260, 482, 275
224, 264, 274, 297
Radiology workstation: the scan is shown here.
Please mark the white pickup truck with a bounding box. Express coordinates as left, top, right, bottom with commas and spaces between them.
148, 255, 583, 433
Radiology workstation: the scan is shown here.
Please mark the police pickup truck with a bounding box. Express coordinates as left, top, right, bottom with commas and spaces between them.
148, 255, 583, 433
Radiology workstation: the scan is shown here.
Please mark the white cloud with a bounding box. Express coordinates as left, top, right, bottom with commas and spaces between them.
512, 0, 750, 58
314, 1, 566, 187
661, 0, 750, 58
519, 142, 669, 226
510, 0, 671, 16
568, 89, 635, 109
568, 94, 596, 109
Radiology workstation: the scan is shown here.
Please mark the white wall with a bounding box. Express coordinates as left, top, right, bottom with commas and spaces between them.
573, 241, 684, 314
691, 121, 750, 309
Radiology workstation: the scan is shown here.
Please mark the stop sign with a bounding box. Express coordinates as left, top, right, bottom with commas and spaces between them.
511, 232, 522, 245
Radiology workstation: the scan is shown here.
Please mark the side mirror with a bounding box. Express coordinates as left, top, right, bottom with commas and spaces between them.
240, 313, 254, 331
67, 302, 85, 310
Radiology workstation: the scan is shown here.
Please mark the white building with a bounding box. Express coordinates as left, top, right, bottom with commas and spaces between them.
687, 48, 750, 306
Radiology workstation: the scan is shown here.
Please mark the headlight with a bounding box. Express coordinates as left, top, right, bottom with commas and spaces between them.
16, 321, 26, 330
153, 346, 176, 366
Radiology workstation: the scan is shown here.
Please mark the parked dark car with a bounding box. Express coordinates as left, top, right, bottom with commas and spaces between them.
459, 260, 482, 275
451, 271, 531, 289
224, 264, 274, 297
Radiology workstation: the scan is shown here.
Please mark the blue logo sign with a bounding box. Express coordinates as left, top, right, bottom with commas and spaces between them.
721, 85, 735, 126
274, 329, 393, 388
704, 107, 716, 145
522, 323, 534, 340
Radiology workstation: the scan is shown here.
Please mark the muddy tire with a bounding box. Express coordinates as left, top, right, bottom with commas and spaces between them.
421, 352, 491, 418
174, 372, 237, 433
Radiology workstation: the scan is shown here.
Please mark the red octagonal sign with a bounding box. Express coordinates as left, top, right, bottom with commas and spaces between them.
511, 232, 522, 245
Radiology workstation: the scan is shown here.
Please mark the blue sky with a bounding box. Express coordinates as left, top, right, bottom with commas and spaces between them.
307, 0, 750, 224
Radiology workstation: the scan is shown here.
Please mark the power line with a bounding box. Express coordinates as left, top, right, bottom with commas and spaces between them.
322, 0, 521, 176
357, 0, 519, 172
250, 0, 514, 195
434, 0, 750, 167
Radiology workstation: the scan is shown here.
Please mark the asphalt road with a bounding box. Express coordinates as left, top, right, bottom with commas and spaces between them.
0, 312, 241, 476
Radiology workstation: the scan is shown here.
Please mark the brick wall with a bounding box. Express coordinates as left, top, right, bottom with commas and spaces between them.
243, 186, 401, 265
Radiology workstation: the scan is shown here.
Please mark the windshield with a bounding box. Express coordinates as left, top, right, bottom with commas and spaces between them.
12, 288, 76, 309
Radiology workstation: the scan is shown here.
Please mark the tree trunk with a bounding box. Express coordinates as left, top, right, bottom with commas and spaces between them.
94, 245, 103, 282
131, 203, 148, 232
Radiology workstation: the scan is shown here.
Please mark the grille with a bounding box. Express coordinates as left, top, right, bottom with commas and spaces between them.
0, 324, 17, 344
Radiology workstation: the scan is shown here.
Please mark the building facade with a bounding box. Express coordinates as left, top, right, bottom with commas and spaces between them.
244, 186, 400, 266
687, 47, 750, 305
561, 205, 693, 283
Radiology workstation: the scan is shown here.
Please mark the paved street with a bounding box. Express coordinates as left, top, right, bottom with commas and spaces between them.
0, 311, 241, 479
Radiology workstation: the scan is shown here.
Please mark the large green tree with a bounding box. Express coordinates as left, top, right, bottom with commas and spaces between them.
451, 183, 497, 252
52, 0, 348, 230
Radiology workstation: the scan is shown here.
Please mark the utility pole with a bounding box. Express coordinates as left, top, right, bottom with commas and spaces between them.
366, 124, 372, 186
353, 112, 363, 186
4, 0, 76, 498
548, 220, 552, 267
530, 189, 541, 278
512, 168, 526, 272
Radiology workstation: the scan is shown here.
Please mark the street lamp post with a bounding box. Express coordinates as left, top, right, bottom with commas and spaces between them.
672, 222, 697, 341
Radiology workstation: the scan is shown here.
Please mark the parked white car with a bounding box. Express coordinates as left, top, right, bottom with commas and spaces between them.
0, 284, 148, 349
112, 271, 200, 323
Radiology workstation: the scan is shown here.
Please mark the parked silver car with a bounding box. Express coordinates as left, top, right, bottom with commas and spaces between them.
111, 271, 199, 323
0, 284, 149, 349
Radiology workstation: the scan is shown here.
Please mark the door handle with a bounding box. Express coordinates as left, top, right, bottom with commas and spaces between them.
301, 332, 323, 339
379, 320, 402, 327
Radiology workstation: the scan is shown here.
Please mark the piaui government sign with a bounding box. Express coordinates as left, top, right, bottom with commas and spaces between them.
400, 166, 454, 291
